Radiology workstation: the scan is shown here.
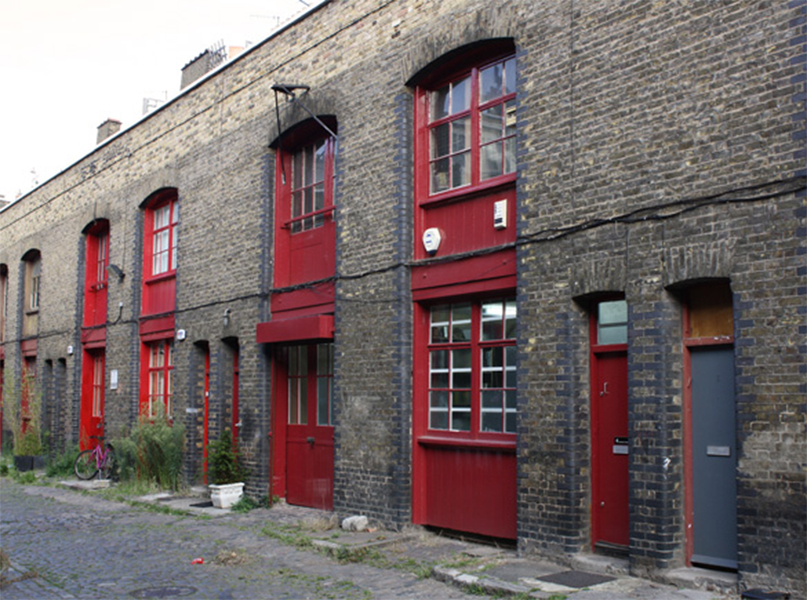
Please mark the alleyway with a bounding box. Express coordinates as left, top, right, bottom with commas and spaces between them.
0, 480, 737, 599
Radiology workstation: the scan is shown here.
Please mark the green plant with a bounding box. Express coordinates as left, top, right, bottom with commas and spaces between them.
208, 429, 245, 485
45, 446, 81, 478
112, 407, 186, 491
2, 368, 44, 456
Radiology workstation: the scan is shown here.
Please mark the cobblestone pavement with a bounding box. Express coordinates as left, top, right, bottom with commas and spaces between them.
0, 481, 483, 599
0, 478, 740, 599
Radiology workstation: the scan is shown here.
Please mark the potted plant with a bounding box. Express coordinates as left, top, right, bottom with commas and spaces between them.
2, 369, 44, 472
207, 429, 245, 508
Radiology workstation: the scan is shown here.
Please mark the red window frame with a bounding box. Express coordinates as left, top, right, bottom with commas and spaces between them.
144, 339, 174, 418
287, 138, 336, 233
415, 53, 516, 204
147, 197, 178, 278
0, 264, 7, 343
83, 222, 109, 328
91, 353, 105, 418
424, 298, 517, 439
142, 189, 178, 316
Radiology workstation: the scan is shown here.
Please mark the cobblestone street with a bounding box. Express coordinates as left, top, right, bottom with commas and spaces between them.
0, 481, 480, 599
1, 479, 739, 599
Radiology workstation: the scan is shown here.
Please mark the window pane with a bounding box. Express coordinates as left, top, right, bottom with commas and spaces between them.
505, 301, 517, 337
317, 378, 330, 425
481, 142, 503, 180
431, 323, 449, 343
504, 136, 516, 175
505, 412, 516, 433
430, 410, 448, 430
431, 123, 450, 159
299, 377, 308, 424
315, 141, 326, 181
452, 76, 470, 113
482, 346, 503, 368
505, 389, 517, 409
481, 105, 502, 144
431, 85, 450, 121
453, 390, 471, 407
451, 117, 470, 152
504, 58, 516, 95
431, 158, 449, 193
482, 412, 502, 433
504, 100, 517, 136
483, 370, 503, 388
598, 300, 628, 345
304, 187, 314, 215
480, 62, 504, 104
430, 390, 449, 408
304, 145, 314, 185
482, 316, 504, 341
431, 372, 449, 388
292, 191, 303, 218
432, 305, 450, 323
453, 371, 471, 389
452, 348, 471, 369
431, 350, 449, 369
293, 152, 303, 189
451, 151, 470, 188
451, 411, 471, 431
314, 183, 324, 212
482, 390, 501, 408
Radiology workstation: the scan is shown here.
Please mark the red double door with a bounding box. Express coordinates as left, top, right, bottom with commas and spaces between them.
273, 343, 334, 510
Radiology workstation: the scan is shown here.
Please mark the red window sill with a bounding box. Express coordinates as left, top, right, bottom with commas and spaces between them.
417, 434, 516, 453
420, 174, 516, 208
144, 272, 176, 285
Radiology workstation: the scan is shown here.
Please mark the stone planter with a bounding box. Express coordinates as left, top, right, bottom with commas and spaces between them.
13, 455, 46, 472
209, 482, 244, 509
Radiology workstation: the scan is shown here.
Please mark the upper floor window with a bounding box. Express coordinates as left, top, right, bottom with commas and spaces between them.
419, 54, 516, 197
151, 200, 178, 276
141, 189, 178, 316
83, 221, 110, 328
28, 257, 41, 311
0, 264, 7, 342
273, 118, 337, 290
290, 138, 336, 233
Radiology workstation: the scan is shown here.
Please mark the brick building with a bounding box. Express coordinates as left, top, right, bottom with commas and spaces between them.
1, 0, 804, 595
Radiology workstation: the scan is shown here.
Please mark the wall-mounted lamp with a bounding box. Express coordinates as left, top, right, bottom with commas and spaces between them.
223, 308, 231, 327
107, 264, 125, 281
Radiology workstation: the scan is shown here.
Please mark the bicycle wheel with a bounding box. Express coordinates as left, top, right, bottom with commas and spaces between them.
74, 449, 99, 480
99, 446, 116, 480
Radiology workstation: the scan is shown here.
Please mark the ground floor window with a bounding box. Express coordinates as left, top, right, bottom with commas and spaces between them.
145, 340, 173, 418
427, 298, 516, 434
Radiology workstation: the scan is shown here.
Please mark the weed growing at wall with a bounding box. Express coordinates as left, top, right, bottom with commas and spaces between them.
113, 408, 185, 491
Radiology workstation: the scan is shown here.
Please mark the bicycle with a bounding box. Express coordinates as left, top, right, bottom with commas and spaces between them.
74, 435, 116, 480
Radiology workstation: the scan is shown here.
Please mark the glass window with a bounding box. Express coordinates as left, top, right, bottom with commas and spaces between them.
151, 200, 178, 276
597, 300, 628, 345
147, 340, 174, 418
316, 343, 334, 426
289, 138, 335, 233
427, 298, 517, 434
425, 55, 516, 195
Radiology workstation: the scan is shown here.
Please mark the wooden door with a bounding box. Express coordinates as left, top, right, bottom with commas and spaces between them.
275, 343, 334, 510
80, 350, 105, 449
591, 299, 629, 549
592, 351, 629, 547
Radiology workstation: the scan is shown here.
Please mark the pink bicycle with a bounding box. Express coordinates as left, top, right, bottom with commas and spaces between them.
74, 435, 116, 480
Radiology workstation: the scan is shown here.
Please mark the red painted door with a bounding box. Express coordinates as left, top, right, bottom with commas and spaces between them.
202, 347, 210, 484
592, 351, 629, 547
80, 350, 105, 449
277, 344, 334, 510
591, 299, 629, 549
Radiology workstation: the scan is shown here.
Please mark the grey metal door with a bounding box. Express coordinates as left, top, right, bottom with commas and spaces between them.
691, 346, 737, 569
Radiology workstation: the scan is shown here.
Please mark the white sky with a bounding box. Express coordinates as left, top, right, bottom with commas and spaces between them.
0, 0, 316, 202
